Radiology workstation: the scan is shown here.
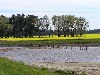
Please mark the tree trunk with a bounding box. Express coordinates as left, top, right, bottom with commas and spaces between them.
71, 29, 74, 37
63, 28, 66, 37
66, 29, 69, 37
49, 30, 51, 37
39, 30, 41, 38
58, 29, 60, 37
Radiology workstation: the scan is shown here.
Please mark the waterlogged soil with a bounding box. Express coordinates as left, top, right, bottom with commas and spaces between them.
0, 46, 100, 62
0, 46, 100, 75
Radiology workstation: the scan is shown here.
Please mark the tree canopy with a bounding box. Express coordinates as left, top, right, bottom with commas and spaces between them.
0, 14, 89, 38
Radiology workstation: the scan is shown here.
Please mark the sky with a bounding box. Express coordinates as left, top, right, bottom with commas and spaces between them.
0, 0, 100, 30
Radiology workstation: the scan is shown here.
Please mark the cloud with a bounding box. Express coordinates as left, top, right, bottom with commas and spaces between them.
0, 0, 100, 10
0, 0, 100, 29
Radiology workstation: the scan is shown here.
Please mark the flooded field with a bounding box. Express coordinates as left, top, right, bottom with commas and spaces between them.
0, 46, 100, 74
0, 46, 100, 63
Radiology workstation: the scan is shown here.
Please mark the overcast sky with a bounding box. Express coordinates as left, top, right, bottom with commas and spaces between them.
0, 0, 100, 29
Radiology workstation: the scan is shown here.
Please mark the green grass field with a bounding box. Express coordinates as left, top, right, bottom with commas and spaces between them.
0, 57, 86, 75
0, 34, 100, 46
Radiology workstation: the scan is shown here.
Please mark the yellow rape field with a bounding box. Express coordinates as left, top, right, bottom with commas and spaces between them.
0, 34, 100, 41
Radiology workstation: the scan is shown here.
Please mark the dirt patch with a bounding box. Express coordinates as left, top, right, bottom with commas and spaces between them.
32, 62, 100, 75
0, 48, 14, 52
0, 47, 23, 52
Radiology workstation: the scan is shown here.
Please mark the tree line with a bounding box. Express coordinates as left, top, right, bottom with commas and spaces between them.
0, 14, 89, 38
86, 29, 100, 34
